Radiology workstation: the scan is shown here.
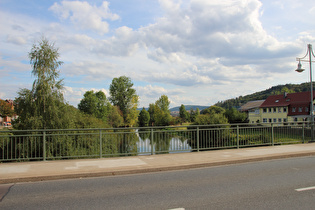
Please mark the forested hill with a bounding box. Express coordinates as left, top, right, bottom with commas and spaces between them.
169, 105, 209, 112
215, 83, 313, 110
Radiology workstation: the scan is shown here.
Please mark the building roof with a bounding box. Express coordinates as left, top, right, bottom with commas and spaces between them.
240, 100, 265, 111
260, 92, 314, 108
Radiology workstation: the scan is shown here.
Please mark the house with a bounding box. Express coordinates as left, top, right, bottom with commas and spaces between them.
259, 92, 315, 124
240, 100, 265, 123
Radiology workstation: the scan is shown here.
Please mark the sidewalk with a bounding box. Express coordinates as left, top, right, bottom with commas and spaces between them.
1, 143, 315, 184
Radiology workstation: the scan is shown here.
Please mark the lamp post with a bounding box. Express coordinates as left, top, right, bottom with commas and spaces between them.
295, 44, 315, 142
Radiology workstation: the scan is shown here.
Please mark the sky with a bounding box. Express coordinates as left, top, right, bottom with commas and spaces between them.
1, 0, 315, 109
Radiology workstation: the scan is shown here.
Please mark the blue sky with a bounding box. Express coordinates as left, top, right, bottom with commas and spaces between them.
1, 0, 315, 108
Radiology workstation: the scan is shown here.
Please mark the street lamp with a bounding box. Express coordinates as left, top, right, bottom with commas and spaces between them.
295, 44, 315, 142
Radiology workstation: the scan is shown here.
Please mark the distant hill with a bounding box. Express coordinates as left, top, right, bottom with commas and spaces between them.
215, 82, 313, 109
169, 105, 209, 112
137, 105, 209, 112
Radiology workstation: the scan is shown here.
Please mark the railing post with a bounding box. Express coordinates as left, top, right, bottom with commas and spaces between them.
302, 123, 305, 143
43, 130, 46, 161
237, 125, 240, 149
99, 129, 102, 158
197, 126, 200, 152
271, 123, 274, 146
151, 128, 154, 155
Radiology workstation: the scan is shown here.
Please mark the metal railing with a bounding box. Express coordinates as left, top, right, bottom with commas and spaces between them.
0, 122, 311, 162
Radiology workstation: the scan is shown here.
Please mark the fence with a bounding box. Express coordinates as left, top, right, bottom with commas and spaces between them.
0, 122, 312, 162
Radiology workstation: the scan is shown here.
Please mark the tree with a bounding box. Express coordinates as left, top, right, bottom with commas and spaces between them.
125, 95, 139, 127
78, 90, 110, 122
201, 106, 225, 115
190, 107, 200, 122
194, 113, 229, 125
224, 108, 247, 124
0, 100, 14, 119
179, 104, 189, 122
14, 37, 71, 130
138, 108, 150, 127
153, 95, 172, 126
107, 106, 124, 128
109, 76, 139, 126
148, 103, 155, 126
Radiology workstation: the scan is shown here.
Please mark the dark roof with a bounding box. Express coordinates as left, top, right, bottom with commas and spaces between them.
260, 92, 314, 108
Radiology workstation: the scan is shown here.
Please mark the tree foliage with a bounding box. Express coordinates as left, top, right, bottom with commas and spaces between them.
190, 107, 200, 122
107, 106, 124, 128
224, 108, 247, 124
150, 95, 172, 126
138, 108, 150, 127
14, 37, 71, 130
109, 76, 139, 126
78, 90, 110, 122
201, 106, 225, 115
148, 103, 155, 126
0, 100, 14, 118
179, 104, 189, 122
194, 113, 229, 125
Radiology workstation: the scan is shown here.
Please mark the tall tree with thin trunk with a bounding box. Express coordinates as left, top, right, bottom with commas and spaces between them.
14, 37, 71, 129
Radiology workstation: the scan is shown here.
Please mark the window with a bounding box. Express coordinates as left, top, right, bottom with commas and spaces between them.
298, 107, 303, 112
273, 108, 277, 113
283, 118, 287, 122
278, 108, 281, 113
269, 108, 272, 113
283, 107, 287, 112
306, 107, 309, 112
292, 107, 296, 112
273, 118, 277, 123
269, 118, 272, 123
263, 118, 267, 123
278, 118, 282, 123
263, 108, 267, 113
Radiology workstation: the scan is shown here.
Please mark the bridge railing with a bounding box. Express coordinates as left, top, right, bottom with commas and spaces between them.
0, 122, 311, 162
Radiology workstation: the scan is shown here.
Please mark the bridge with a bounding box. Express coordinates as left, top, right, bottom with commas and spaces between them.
1, 122, 315, 183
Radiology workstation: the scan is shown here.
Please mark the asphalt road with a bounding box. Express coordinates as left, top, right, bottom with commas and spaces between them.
1, 156, 315, 210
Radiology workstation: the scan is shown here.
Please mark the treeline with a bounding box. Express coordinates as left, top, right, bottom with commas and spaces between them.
215, 83, 314, 110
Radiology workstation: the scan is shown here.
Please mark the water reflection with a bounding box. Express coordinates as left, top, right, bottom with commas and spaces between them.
137, 129, 192, 154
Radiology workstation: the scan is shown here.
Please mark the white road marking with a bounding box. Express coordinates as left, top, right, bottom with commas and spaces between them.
295, 186, 315, 192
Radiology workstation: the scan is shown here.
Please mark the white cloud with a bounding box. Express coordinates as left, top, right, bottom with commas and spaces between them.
62, 60, 120, 81
49, 1, 119, 35
6, 35, 27, 45
2, 0, 315, 108
140, 0, 296, 61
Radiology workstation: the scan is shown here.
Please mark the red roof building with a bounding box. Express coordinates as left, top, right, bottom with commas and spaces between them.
258, 92, 315, 123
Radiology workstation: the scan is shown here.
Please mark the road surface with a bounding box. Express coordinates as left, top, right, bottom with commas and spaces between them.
1, 156, 315, 209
